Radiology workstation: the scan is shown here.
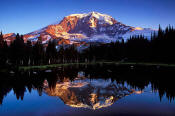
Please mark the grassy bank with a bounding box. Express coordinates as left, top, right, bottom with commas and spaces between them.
18, 62, 175, 71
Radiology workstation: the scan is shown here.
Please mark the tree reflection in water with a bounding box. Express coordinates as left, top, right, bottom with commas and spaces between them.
0, 64, 175, 107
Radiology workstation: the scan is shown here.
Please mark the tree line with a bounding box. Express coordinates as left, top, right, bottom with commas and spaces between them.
0, 33, 79, 67
0, 25, 175, 67
82, 25, 175, 63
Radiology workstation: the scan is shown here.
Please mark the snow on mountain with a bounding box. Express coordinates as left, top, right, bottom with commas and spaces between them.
68, 12, 115, 25
3, 33, 16, 45
122, 28, 156, 41
87, 34, 117, 43
4, 12, 156, 47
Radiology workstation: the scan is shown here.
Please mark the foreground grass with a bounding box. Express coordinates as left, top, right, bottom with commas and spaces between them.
19, 62, 87, 71
18, 61, 175, 71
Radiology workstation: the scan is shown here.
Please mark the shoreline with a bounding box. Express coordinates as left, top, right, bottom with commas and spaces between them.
18, 62, 175, 70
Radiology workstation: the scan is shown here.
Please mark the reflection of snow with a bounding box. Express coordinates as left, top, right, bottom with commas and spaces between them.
77, 71, 85, 78
56, 82, 89, 89
44, 77, 134, 110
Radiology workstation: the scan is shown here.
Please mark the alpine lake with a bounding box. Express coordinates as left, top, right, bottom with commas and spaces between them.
0, 63, 175, 116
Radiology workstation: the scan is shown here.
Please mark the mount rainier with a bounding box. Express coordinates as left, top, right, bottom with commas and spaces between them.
3, 12, 155, 46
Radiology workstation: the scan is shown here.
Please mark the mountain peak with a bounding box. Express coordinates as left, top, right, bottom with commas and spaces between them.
68, 11, 104, 17
88, 11, 107, 16
3, 12, 155, 47
24, 12, 134, 43
66, 12, 115, 27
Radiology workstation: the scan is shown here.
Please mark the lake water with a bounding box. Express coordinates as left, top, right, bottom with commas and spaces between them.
0, 64, 175, 116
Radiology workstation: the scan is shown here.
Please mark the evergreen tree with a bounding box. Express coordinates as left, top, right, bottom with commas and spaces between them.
58, 45, 65, 63
32, 35, 45, 65
24, 40, 33, 65
9, 33, 25, 65
46, 40, 58, 64
0, 32, 8, 66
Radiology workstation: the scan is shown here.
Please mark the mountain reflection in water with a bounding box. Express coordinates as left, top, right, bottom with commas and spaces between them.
44, 77, 134, 110
0, 64, 175, 109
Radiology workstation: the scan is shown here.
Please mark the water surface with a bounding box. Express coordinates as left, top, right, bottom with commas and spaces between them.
0, 64, 175, 116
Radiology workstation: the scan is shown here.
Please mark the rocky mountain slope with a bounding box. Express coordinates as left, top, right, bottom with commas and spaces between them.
3, 12, 155, 46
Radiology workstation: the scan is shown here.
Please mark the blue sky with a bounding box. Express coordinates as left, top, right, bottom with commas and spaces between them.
0, 0, 175, 34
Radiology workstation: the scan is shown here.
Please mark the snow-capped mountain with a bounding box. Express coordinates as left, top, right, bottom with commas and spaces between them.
3, 12, 156, 45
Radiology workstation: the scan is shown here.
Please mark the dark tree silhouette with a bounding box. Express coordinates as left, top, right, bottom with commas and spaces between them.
9, 33, 25, 66
32, 39, 45, 65
46, 40, 58, 64
1, 25, 175, 66
0, 32, 8, 66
